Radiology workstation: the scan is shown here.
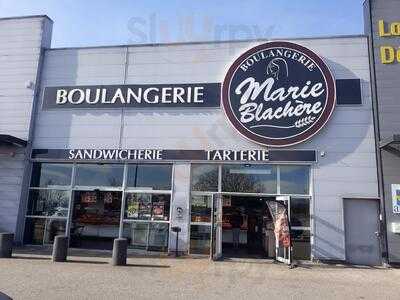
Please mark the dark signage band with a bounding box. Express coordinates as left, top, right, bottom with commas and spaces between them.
42, 83, 221, 109
42, 80, 358, 110
32, 149, 317, 163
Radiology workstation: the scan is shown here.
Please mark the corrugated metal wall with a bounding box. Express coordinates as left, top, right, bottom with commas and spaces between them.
0, 16, 52, 234
366, 0, 400, 263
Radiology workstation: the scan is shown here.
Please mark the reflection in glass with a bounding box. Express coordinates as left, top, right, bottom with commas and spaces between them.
291, 229, 311, 260
30, 163, 72, 187
124, 222, 149, 250
290, 198, 310, 227
148, 223, 169, 251
191, 195, 212, 223
75, 164, 124, 187
190, 225, 211, 255
27, 190, 70, 217
125, 193, 170, 221
127, 164, 172, 190
191, 164, 218, 192
122, 222, 169, 252
280, 166, 310, 195
222, 164, 277, 193
24, 218, 66, 245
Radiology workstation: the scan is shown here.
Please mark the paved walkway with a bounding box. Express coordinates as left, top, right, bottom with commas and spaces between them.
0, 249, 399, 300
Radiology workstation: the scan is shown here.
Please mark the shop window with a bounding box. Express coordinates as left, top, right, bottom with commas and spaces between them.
190, 225, 211, 255
191, 164, 218, 192
191, 195, 212, 223
290, 198, 310, 227
148, 223, 169, 251
222, 164, 277, 194
30, 163, 72, 188
127, 164, 172, 190
24, 218, 66, 245
75, 164, 124, 187
122, 222, 169, 252
189, 195, 212, 255
124, 193, 171, 221
25, 163, 72, 245
27, 190, 70, 217
69, 191, 122, 249
291, 229, 311, 260
280, 166, 310, 195
72, 191, 122, 226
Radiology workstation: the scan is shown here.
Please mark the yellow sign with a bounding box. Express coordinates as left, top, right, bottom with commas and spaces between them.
379, 20, 400, 37
378, 20, 400, 64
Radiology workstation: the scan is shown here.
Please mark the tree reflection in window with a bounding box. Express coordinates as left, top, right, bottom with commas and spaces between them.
222, 165, 277, 194
191, 165, 218, 192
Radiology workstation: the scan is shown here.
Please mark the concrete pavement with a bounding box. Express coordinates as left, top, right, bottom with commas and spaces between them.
0, 250, 399, 300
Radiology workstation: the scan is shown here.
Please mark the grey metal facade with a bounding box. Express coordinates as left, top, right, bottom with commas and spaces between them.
364, 0, 400, 264
0, 14, 383, 263
0, 16, 52, 236
21, 36, 376, 261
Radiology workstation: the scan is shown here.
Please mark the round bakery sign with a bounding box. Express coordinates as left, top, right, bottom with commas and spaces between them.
222, 41, 336, 147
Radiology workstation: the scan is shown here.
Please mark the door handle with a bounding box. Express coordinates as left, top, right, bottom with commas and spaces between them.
374, 231, 380, 238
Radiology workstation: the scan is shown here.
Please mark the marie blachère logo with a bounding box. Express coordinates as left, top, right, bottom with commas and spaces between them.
222, 41, 336, 147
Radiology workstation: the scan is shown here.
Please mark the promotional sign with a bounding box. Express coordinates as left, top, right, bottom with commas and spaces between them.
222, 41, 336, 147
42, 83, 220, 109
378, 20, 400, 64
391, 184, 400, 214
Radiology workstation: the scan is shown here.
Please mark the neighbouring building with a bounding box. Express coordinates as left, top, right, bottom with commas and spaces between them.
364, 0, 400, 264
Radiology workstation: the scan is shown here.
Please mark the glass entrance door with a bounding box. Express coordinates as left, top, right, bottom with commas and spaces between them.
211, 193, 223, 260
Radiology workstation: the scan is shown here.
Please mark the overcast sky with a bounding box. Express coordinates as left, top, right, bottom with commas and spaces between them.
0, 0, 366, 48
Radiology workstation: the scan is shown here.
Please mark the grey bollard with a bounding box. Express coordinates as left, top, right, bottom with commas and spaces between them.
112, 238, 127, 266
0, 233, 14, 258
52, 235, 69, 262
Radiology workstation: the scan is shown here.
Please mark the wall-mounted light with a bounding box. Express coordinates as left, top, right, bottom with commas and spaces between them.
320, 151, 326, 157
25, 80, 34, 89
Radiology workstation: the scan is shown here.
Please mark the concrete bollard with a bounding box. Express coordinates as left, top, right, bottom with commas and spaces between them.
52, 235, 69, 262
0, 233, 14, 258
112, 238, 127, 266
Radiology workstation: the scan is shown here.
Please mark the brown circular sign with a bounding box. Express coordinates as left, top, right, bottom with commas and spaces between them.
222, 41, 336, 147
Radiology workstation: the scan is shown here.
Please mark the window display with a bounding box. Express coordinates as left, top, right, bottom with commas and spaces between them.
125, 193, 170, 221
190, 195, 212, 223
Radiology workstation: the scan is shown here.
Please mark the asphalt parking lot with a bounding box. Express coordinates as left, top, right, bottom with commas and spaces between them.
0, 249, 399, 300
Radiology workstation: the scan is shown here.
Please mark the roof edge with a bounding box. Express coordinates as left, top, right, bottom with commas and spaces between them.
0, 15, 53, 23
47, 34, 367, 51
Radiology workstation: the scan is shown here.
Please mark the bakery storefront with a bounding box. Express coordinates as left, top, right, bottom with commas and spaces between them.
17, 35, 382, 264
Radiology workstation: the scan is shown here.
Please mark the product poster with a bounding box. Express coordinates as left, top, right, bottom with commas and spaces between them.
391, 184, 400, 214
152, 201, 165, 220
127, 201, 139, 218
